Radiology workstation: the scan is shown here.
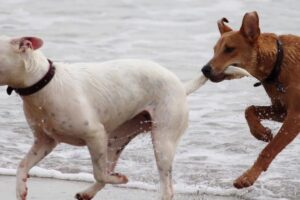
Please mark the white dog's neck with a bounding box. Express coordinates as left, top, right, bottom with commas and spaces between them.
18, 50, 49, 88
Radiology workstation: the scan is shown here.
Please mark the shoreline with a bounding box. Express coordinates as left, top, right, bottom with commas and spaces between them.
0, 175, 241, 200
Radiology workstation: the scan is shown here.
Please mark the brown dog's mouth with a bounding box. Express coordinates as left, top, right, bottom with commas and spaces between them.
208, 64, 245, 82
209, 73, 227, 82
202, 63, 248, 83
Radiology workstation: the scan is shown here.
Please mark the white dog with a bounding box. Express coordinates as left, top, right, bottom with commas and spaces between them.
0, 36, 249, 200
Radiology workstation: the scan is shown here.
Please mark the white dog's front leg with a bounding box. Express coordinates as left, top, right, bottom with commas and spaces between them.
75, 125, 128, 200
86, 125, 128, 185
16, 134, 56, 200
75, 112, 152, 200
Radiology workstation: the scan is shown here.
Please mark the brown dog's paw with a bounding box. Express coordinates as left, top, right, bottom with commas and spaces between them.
234, 175, 254, 189
250, 126, 273, 142
233, 168, 261, 189
75, 193, 93, 200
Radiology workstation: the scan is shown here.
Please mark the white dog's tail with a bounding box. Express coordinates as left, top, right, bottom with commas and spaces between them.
184, 75, 208, 95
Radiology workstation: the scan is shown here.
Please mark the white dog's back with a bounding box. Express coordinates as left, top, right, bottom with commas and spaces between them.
42, 59, 186, 132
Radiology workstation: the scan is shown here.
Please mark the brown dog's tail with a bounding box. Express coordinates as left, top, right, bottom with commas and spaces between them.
184, 75, 208, 95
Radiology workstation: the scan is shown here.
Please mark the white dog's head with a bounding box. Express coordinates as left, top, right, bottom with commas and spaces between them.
0, 36, 44, 87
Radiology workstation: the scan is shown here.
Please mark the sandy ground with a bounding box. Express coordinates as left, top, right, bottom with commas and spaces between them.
0, 175, 240, 200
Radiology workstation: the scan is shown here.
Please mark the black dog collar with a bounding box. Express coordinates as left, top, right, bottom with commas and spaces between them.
7, 59, 56, 96
254, 39, 285, 93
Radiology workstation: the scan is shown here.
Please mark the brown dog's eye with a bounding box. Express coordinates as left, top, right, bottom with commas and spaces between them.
224, 46, 235, 53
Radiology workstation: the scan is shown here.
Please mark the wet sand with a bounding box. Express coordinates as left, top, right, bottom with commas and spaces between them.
0, 175, 240, 200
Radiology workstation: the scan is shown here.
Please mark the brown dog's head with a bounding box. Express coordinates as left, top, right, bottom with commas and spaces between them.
202, 11, 260, 82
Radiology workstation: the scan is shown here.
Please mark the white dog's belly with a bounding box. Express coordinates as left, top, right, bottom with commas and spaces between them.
44, 130, 86, 146
24, 102, 149, 146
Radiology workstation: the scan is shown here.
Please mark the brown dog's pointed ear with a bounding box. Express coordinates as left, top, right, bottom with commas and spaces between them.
240, 11, 260, 42
218, 18, 232, 35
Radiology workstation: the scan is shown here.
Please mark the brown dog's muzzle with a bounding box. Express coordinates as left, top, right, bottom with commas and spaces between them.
201, 64, 226, 82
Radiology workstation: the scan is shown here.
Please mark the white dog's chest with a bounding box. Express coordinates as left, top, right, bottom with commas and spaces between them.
23, 102, 90, 145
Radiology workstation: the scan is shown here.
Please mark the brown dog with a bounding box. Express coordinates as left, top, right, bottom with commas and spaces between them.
202, 11, 300, 189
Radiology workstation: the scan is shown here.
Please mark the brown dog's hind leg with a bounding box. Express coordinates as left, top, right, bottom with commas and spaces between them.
245, 105, 286, 142
234, 112, 299, 189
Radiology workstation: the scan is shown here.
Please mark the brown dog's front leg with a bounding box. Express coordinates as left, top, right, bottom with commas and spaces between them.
245, 105, 286, 142
234, 112, 299, 189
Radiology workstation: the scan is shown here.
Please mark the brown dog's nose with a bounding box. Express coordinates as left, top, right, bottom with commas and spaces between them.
202, 64, 212, 78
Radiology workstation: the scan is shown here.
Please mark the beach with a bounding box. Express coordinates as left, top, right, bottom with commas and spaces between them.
0, 175, 239, 200
1, 0, 300, 199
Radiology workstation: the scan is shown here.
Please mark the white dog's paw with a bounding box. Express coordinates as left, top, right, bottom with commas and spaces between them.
16, 181, 28, 200
75, 182, 105, 200
75, 192, 93, 200
109, 172, 128, 184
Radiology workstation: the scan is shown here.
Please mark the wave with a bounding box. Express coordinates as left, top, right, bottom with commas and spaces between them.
0, 167, 284, 200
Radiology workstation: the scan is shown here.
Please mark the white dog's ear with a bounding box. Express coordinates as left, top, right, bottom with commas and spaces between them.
11, 37, 43, 52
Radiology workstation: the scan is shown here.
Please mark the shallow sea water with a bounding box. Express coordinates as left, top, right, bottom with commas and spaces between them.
0, 0, 300, 199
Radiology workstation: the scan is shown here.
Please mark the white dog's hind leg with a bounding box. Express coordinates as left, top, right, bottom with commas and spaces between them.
16, 133, 56, 200
151, 102, 189, 200
151, 129, 178, 200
